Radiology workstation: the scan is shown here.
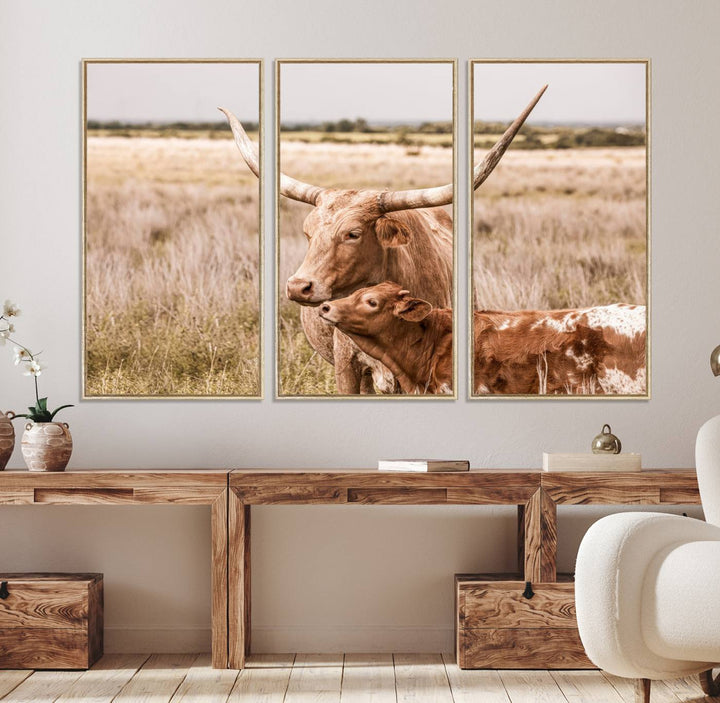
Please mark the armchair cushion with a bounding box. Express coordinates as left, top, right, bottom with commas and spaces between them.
575, 511, 720, 680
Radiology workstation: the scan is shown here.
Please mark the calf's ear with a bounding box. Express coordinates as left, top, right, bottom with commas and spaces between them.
375, 215, 412, 248
394, 297, 433, 322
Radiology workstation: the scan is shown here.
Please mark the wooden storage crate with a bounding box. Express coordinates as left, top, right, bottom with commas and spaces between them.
455, 573, 594, 669
0, 573, 103, 669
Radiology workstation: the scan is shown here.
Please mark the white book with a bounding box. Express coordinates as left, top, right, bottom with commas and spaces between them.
378, 459, 470, 472
542, 452, 642, 472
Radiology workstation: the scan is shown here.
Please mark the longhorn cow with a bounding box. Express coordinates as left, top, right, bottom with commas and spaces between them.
220, 85, 546, 394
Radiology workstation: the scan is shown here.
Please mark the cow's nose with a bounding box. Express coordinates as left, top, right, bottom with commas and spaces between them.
320, 303, 331, 314
287, 277, 314, 301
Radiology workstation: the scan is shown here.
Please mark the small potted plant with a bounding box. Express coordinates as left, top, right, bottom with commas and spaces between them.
1, 300, 74, 471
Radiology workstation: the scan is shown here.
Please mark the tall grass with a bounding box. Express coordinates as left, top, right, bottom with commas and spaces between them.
473, 147, 647, 310
85, 136, 261, 397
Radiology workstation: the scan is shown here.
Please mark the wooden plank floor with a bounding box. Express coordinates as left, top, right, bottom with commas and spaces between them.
0, 654, 712, 702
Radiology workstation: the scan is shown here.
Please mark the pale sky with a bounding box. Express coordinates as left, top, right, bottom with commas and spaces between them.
473, 62, 647, 125
280, 62, 454, 124
86, 61, 260, 123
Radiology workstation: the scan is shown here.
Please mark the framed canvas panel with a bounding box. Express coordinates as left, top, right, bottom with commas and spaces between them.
83, 59, 263, 399
469, 60, 649, 399
275, 59, 457, 399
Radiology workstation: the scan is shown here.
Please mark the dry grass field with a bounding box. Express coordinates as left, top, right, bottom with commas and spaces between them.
279, 140, 646, 396
472, 146, 647, 311
85, 134, 261, 397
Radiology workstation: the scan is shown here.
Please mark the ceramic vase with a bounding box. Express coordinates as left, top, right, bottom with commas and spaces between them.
21, 421, 73, 472
0, 411, 15, 470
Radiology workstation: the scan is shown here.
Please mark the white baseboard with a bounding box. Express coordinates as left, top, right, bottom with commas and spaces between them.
251, 625, 455, 653
104, 625, 454, 654
104, 626, 211, 653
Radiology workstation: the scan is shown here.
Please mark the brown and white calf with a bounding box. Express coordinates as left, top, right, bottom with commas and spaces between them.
319, 282, 453, 395
473, 305, 646, 395
319, 282, 646, 396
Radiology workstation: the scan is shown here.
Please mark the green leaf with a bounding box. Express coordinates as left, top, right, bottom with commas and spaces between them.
28, 406, 36, 415
49, 405, 73, 421
37, 397, 48, 412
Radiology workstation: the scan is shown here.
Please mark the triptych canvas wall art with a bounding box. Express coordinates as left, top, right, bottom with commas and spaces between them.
82, 59, 648, 400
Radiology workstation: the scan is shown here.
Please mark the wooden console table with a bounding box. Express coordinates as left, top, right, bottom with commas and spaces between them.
228, 469, 700, 669
0, 468, 702, 670
0, 470, 229, 669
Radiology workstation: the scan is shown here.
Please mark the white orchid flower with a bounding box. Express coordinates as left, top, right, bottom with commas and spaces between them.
13, 347, 31, 365
23, 359, 44, 377
3, 300, 21, 318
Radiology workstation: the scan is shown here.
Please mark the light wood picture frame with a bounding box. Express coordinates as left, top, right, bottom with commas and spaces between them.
275, 59, 457, 399
469, 59, 650, 399
82, 59, 263, 399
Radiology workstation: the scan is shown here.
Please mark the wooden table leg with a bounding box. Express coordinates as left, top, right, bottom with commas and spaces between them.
519, 488, 557, 583
211, 489, 228, 669
228, 489, 251, 669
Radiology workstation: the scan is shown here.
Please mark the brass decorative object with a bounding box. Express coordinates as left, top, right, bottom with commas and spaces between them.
592, 424, 622, 454
711, 344, 720, 376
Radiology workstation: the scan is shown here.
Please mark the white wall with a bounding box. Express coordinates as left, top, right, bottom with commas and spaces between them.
1, 0, 718, 653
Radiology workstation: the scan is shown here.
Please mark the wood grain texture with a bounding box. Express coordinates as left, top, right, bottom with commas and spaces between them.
551, 670, 625, 702
542, 471, 699, 505
522, 489, 557, 582
0, 491, 33, 505
211, 491, 228, 670
87, 578, 103, 668
0, 671, 32, 699
284, 653, 343, 703
0, 470, 228, 490
0, 670, 84, 702
54, 653, 148, 702
348, 488, 447, 504
341, 653, 396, 702
457, 579, 576, 629
0, 629, 92, 670
0, 574, 102, 670
228, 492, 250, 670
168, 653, 238, 702
230, 470, 542, 491
113, 653, 198, 703
394, 653, 454, 703
459, 628, 594, 669
228, 654, 294, 702
447, 485, 538, 504
600, 672, 684, 703
441, 653, 511, 703
32, 488, 134, 504
0, 580, 90, 628
235, 486, 346, 504
498, 670, 569, 703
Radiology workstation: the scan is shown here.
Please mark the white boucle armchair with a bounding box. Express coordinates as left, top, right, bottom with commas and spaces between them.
575, 415, 720, 702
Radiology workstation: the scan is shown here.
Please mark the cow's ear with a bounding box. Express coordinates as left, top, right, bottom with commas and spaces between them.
394, 297, 432, 322
375, 215, 412, 248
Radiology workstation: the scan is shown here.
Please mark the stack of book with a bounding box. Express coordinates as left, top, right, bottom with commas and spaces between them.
377, 459, 470, 472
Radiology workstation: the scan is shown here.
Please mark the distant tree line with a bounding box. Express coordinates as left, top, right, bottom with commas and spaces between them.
87, 120, 259, 132
282, 118, 453, 134
474, 120, 646, 149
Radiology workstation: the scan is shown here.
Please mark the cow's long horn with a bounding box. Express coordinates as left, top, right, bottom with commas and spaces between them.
219, 107, 324, 206
377, 85, 548, 213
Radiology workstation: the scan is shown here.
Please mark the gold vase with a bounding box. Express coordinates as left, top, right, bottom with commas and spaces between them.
21, 421, 73, 472
0, 411, 15, 470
